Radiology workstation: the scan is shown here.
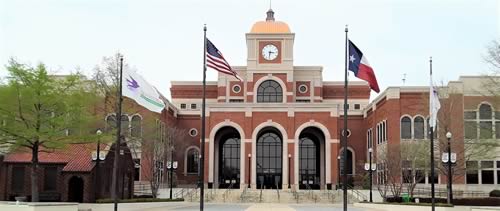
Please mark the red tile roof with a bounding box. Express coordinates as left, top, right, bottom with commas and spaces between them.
4, 143, 109, 172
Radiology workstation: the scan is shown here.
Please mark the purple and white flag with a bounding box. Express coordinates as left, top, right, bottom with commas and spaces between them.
123, 69, 165, 113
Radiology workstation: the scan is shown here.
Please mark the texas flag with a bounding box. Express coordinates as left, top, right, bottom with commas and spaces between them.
348, 40, 380, 93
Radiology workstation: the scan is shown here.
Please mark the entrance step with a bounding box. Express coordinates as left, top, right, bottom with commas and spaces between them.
182, 188, 362, 204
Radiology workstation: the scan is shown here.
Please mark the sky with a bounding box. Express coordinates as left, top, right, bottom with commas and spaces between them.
0, 0, 499, 99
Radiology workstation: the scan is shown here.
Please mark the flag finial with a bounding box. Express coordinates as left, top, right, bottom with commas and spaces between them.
345, 25, 348, 32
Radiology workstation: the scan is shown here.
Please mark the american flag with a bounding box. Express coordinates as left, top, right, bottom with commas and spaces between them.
206, 39, 242, 81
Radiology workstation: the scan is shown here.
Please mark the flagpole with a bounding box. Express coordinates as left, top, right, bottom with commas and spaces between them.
199, 24, 207, 211
112, 56, 123, 211
342, 25, 349, 211
429, 56, 436, 211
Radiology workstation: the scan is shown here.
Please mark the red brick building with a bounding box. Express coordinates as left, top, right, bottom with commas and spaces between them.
0, 143, 134, 202
165, 10, 500, 193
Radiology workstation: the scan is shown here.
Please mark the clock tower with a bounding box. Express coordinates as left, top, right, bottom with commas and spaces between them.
246, 9, 295, 71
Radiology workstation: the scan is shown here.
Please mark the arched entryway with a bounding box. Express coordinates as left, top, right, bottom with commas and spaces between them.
215, 126, 241, 189
68, 176, 84, 202
256, 127, 283, 189
298, 127, 325, 190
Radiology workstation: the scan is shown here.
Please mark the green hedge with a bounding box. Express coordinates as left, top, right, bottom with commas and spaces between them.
96, 198, 184, 203
454, 197, 500, 206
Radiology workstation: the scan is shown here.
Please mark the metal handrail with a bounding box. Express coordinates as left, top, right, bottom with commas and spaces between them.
186, 187, 198, 202
345, 184, 367, 202
304, 183, 318, 203
240, 186, 248, 202
222, 182, 235, 202
275, 182, 280, 202
259, 183, 264, 202
291, 188, 299, 203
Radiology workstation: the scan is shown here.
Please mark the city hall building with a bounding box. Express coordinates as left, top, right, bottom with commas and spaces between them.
166, 9, 500, 192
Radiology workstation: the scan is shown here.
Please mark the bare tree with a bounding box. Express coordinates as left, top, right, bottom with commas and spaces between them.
141, 123, 186, 198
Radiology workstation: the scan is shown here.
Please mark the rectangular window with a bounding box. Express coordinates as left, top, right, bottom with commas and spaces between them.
346, 104, 350, 110
229, 99, 244, 103
354, 104, 360, 110
180, 104, 186, 109
466, 161, 479, 184
496, 112, 500, 120
402, 170, 412, 183
464, 111, 477, 120
43, 167, 58, 191
480, 121, 493, 139
377, 124, 380, 144
190, 104, 197, 109
496, 122, 500, 139
481, 161, 494, 168
415, 170, 425, 184
497, 170, 500, 185
464, 121, 477, 139
11, 166, 25, 192
428, 172, 439, 184
482, 170, 494, 184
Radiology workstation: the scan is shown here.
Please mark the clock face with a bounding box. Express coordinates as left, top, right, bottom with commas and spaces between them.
262, 44, 279, 61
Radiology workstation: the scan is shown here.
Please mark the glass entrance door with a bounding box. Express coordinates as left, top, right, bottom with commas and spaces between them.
256, 132, 282, 189
299, 137, 320, 189
219, 138, 240, 188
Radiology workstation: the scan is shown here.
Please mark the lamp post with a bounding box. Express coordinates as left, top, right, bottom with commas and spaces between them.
95, 129, 102, 201
368, 148, 373, 203
446, 132, 453, 205
248, 154, 251, 188
168, 144, 177, 200
167, 160, 178, 199
288, 154, 291, 189
337, 156, 341, 189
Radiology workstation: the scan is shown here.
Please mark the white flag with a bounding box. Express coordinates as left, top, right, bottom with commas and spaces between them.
429, 73, 441, 130
122, 69, 165, 113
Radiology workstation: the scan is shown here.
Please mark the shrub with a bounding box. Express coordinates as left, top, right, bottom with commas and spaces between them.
361, 201, 452, 207
96, 198, 184, 203
490, 190, 500, 197
385, 197, 447, 204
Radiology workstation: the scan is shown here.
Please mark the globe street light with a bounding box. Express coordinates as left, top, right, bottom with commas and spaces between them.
446, 131, 453, 205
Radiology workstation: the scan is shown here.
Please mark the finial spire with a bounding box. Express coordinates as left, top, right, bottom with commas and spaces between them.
266, 8, 275, 21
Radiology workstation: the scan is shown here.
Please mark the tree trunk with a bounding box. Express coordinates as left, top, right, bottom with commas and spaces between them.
31, 143, 39, 202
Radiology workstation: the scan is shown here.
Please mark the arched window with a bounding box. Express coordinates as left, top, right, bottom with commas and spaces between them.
479, 104, 492, 119
401, 117, 412, 139
257, 80, 283, 103
121, 114, 129, 136
414, 116, 425, 139
131, 115, 142, 138
186, 148, 199, 174
340, 148, 354, 175
479, 104, 493, 139
105, 114, 116, 132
